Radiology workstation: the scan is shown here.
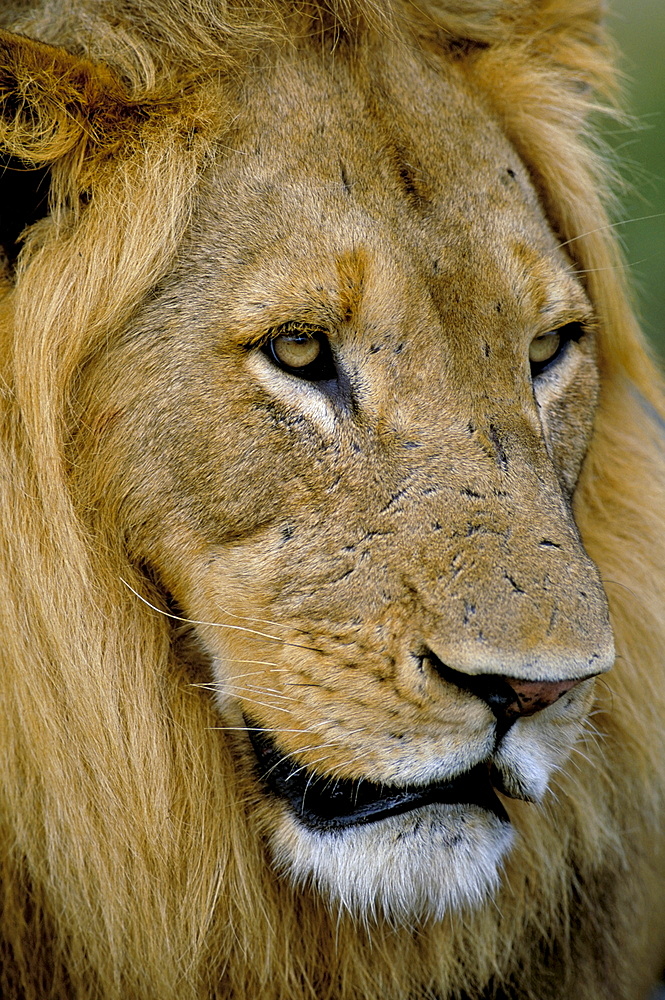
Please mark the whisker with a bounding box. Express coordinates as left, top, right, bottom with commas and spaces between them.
240, 684, 291, 697
210, 602, 296, 632
221, 660, 281, 667
217, 668, 292, 681
208, 726, 318, 734
221, 683, 292, 700
571, 256, 658, 275
212, 689, 293, 713
121, 578, 318, 651
554, 211, 665, 252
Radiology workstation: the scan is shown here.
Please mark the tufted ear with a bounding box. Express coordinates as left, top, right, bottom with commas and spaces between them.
421, 0, 611, 90
508, 0, 610, 87
421, 0, 606, 38
0, 29, 129, 270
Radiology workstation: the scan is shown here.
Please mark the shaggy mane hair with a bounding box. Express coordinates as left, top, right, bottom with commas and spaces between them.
0, 1, 664, 998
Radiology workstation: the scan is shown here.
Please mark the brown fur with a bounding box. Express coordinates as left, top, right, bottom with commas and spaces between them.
0, 2, 664, 998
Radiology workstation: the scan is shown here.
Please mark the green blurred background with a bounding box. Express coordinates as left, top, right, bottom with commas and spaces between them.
607, 0, 665, 359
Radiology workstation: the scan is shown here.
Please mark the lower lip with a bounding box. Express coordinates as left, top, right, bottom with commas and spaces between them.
245, 720, 509, 832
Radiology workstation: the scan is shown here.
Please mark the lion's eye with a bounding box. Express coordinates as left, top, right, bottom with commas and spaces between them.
264, 327, 336, 381
530, 332, 561, 371
272, 332, 321, 368
529, 323, 582, 379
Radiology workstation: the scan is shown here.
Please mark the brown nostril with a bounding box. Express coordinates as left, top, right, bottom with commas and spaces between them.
497, 676, 582, 719
421, 649, 588, 722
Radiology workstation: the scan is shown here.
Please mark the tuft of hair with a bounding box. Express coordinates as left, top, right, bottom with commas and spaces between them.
0, 1, 664, 998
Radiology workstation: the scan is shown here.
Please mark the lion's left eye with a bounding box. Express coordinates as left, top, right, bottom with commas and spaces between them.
529, 323, 582, 379
263, 327, 337, 381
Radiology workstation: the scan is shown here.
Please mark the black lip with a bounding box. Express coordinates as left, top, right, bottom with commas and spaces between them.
245, 720, 509, 832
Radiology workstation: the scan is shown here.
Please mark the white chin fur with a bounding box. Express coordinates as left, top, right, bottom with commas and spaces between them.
269, 802, 514, 924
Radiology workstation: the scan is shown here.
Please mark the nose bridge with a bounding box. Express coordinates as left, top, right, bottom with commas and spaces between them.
399, 412, 615, 683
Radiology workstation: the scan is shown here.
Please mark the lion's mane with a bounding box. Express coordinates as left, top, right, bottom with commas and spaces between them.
0, 2, 664, 998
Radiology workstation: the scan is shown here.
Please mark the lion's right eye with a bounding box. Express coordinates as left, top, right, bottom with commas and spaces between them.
529, 322, 584, 380
264, 327, 337, 381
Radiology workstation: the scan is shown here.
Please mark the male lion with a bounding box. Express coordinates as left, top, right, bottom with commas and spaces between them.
0, 1, 664, 998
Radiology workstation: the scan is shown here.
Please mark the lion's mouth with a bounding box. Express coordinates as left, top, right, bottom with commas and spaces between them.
245, 721, 509, 831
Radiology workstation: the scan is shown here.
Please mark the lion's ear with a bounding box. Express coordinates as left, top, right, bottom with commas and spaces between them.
425, 0, 611, 90
514, 0, 610, 82
423, 0, 606, 37
0, 29, 126, 268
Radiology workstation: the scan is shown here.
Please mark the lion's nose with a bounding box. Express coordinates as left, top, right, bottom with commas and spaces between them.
423, 652, 587, 722
473, 675, 583, 720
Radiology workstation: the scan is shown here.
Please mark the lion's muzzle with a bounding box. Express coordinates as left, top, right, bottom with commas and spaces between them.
246, 718, 509, 831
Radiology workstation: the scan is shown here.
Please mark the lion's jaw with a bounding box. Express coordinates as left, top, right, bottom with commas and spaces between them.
220, 673, 593, 923
272, 802, 514, 923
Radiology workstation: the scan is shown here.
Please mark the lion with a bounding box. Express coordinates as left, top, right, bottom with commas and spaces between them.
0, 0, 664, 997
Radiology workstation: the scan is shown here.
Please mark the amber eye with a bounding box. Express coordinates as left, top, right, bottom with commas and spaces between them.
530, 331, 561, 368
272, 332, 321, 368
264, 327, 336, 381
529, 323, 582, 379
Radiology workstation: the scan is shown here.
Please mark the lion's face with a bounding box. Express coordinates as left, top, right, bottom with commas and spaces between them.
80, 46, 613, 921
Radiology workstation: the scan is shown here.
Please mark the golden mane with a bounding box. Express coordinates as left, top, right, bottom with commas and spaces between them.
1, 1, 664, 998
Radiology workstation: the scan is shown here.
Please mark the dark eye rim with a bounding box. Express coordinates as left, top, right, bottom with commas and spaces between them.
262, 325, 337, 382
530, 321, 585, 380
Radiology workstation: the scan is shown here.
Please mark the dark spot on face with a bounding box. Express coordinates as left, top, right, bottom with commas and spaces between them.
403, 441, 420, 449
379, 488, 408, 514
281, 524, 294, 542
432, 521, 442, 531
369, 344, 381, 354
432, 258, 439, 274
461, 487, 484, 499
506, 167, 516, 179
332, 567, 355, 583
392, 144, 430, 209
398, 162, 417, 198
483, 341, 490, 357
394, 343, 404, 354
463, 602, 476, 624
467, 422, 476, 435
488, 423, 509, 471
539, 539, 561, 549
340, 162, 351, 194
495, 302, 502, 314
504, 572, 525, 595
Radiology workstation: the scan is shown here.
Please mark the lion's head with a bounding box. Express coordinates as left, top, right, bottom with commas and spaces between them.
74, 44, 617, 922
1, 2, 664, 998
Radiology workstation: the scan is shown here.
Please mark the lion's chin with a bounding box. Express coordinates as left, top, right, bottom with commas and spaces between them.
268, 802, 514, 924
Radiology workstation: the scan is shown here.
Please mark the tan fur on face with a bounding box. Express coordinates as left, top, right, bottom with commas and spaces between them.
1, 2, 665, 999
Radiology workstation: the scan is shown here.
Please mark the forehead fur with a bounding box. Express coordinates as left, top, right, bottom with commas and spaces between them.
3, 0, 610, 92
